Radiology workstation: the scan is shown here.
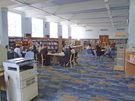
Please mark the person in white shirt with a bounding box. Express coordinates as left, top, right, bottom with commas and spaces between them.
37, 44, 42, 52
14, 45, 22, 57
86, 44, 95, 57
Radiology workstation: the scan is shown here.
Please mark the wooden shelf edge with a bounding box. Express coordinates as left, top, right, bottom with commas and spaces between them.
126, 60, 135, 65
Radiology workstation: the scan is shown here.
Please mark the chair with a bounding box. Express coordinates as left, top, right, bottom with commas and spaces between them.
36, 53, 42, 65
96, 50, 105, 60
41, 54, 45, 67
25, 51, 34, 59
64, 54, 75, 68
74, 52, 79, 65
7, 51, 14, 59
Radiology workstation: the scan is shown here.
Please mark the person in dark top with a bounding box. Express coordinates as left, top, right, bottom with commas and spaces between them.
31, 45, 38, 57
96, 43, 101, 51
60, 47, 71, 66
7, 47, 19, 59
40, 44, 50, 66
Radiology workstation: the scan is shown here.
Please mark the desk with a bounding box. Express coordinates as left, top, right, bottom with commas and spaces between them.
47, 53, 65, 66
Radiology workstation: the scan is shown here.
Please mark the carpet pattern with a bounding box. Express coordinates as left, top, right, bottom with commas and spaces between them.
31, 52, 135, 101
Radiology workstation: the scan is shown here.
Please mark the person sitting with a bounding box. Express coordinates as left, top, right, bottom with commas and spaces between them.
40, 44, 50, 66
60, 47, 71, 66
37, 44, 42, 52
7, 47, 19, 59
61, 45, 65, 53
31, 45, 38, 58
69, 46, 75, 54
86, 44, 95, 57
14, 45, 22, 57
104, 44, 112, 58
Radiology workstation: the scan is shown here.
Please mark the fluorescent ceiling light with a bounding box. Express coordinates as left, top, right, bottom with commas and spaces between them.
109, 15, 112, 19
107, 11, 111, 15
104, 0, 108, 3
106, 4, 110, 10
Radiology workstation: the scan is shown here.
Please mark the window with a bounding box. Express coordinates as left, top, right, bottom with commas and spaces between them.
8, 12, 22, 37
62, 25, 68, 38
50, 22, 58, 38
71, 27, 82, 40
32, 18, 43, 37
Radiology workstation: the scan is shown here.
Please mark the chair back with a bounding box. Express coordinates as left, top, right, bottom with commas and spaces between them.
41, 54, 44, 60
25, 51, 34, 59
70, 54, 74, 61
75, 52, 78, 57
71, 54, 74, 60
7, 51, 14, 59
36, 53, 42, 60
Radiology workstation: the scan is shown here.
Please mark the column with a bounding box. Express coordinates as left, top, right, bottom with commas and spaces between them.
0, 7, 8, 47
128, 0, 135, 44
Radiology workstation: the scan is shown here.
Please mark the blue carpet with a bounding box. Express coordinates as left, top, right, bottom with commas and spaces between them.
32, 53, 135, 101
2, 52, 135, 101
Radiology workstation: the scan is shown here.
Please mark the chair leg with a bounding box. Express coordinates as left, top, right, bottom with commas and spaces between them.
73, 59, 75, 66
70, 61, 72, 68
76, 59, 78, 64
42, 60, 43, 67
64, 63, 65, 68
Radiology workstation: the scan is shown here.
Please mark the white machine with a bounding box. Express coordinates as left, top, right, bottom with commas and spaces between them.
3, 58, 38, 101
0, 44, 7, 72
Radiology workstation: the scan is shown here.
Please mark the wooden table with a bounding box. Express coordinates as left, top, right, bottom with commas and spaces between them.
47, 53, 65, 66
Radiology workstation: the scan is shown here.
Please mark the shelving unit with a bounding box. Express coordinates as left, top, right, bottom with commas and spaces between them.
9, 37, 29, 49
9, 37, 15, 48
75, 41, 80, 46
125, 51, 135, 76
114, 33, 126, 71
32, 38, 62, 53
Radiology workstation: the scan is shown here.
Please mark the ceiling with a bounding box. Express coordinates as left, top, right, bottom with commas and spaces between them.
0, 0, 129, 28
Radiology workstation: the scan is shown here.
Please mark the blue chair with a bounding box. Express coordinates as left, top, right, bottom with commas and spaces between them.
25, 51, 34, 59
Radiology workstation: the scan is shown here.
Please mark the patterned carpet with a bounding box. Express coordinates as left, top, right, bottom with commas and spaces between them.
1, 52, 135, 101
30, 52, 135, 101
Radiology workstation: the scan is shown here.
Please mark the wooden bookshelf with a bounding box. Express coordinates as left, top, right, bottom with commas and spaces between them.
32, 38, 62, 53
9, 37, 29, 49
125, 51, 135, 76
114, 48, 126, 71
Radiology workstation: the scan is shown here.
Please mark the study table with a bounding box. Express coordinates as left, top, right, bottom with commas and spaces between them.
47, 53, 65, 66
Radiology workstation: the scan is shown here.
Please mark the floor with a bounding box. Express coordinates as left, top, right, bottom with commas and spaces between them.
31, 52, 135, 101
2, 52, 135, 101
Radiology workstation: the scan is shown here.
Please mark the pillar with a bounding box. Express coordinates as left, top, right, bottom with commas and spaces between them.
0, 7, 8, 47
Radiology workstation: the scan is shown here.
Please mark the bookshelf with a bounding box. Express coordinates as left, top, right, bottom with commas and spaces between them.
9, 37, 15, 48
75, 41, 80, 46
32, 38, 62, 53
125, 51, 135, 76
9, 37, 29, 49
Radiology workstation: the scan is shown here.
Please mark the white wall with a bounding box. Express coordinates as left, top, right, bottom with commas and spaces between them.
71, 27, 128, 39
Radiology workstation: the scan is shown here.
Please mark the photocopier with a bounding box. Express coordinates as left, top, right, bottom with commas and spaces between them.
3, 58, 38, 101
